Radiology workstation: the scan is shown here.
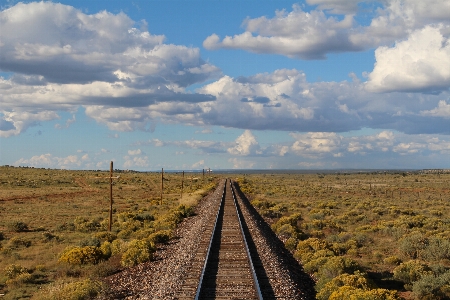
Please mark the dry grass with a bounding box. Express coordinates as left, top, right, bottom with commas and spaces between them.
0, 166, 218, 299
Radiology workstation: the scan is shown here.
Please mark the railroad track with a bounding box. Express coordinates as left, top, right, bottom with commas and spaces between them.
175, 179, 264, 300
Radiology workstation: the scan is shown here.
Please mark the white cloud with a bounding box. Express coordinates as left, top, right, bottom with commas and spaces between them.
306, 0, 361, 14
192, 160, 205, 169
421, 100, 450, 118
196, 69, 450, 134
203, 4, 359, 60
123, 155, 149, 169
0, 2, 221, 136
227, 130, 260, 156
14, 153, 83, 169
290, 132, 342, 156
55, 114, 76, 129
128, 149, 142, 156
228, 158, 256, 169
0, 110, 59, 137
366, 25, 450, 93
355, 0, 450, 46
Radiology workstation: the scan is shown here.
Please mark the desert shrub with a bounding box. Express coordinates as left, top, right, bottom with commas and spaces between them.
135, 213, 155, 222
121, 239, 155, 267
384, 256, 402, 265
91, 256, 122, 278
251, 199, 276, 210
316, 257, 361, 290
412, 271, 450, 300
33, 278, 103, 300
95, 231, 117, 242
423, 236, 450, 261
148, 230, 172, 244
317, 272, 376, 300
393, 260, 433, 289
399, 232, 429, 259
117, 229, 133, 239
297, 238, 330, 253
100, 241, 112, 259
56, 222, 76, 231
42, 231, 59, 242
5, 272, 33, 287
111, 239, 127, 255
328, 286, 399, 300
59, 246, 105, 265
7, 236, 31, 248
8, 221, 28, 232
5, 264, 28, 279
285, 237, 298, 251
79, 236, 101, 247
0, 231, 4, 240
74, 217, 101, 232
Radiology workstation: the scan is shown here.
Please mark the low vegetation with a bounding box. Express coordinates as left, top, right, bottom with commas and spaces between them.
0, 166, 216, 299
237, 170, 450, 300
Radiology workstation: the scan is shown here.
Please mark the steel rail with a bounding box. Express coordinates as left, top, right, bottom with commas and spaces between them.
194, 179, 263, 300
193, 181, 226, 300
230, 180, 264, 300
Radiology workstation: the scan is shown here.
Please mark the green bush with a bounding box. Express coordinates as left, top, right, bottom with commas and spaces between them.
148, 230, 172, 244
100, 241, 112, 259
111, 239, 127, 255
384, 256, 402, 265
59, 246, 105, 265
317, 272, 376, 300
423, 236, 450, 261
94, 231, 117, 242
74, 217, 101, 232
33, 278, 103, 300
284, 237, 298, 251
399, 232, 429, 259
316, 257, 361, 291
121, 239, 155, 267
328, 286, 399, 300
412, 271, 450, 299
393, 260, 433, 289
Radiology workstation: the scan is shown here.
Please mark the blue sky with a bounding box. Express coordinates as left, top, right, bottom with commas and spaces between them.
1, 0, 449, 171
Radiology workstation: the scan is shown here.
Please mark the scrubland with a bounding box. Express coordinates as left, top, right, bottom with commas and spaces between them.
2, 166, 449, 300
0, 166, 216, 299
236, 171, 450, 300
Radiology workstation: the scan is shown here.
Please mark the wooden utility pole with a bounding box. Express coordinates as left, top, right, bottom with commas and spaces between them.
109, 161, 113, 232
161, 168, 164, 205
180, 171, 184, 199
203, 169, 205, 183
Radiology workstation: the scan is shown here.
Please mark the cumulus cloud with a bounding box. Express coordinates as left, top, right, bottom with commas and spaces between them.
227, 130, 261, 155
306, 0, 362, 14
0, 2, 221, 136
15, 153, 83, 169
128, 149, 142, 156
123, 155, 149, 169
366, 25, 450, 93
203, 1, 450, 71
204, 4, 359, 59
197, 68, 450, 134
421, 100, 450, 118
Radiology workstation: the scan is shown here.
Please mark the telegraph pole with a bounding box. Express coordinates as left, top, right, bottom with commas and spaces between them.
161, 168, 164, 205
109, 161, 113, 231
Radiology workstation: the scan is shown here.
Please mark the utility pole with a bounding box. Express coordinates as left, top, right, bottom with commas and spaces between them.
161, 168, 164, 205
181, 171, 184, 199
109, 161, 113, 232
